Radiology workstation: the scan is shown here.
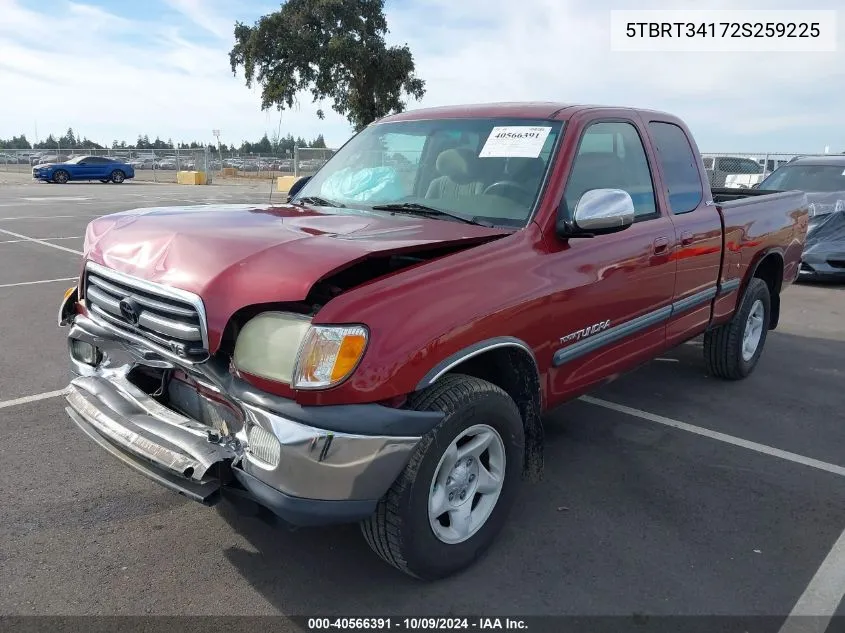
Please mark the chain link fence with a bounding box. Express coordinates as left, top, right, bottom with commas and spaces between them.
700, 152, 837, 189
0, 146, 336, 183
2, 146, 836, 189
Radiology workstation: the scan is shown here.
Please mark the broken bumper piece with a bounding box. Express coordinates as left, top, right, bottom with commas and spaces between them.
64, 314, 432, 526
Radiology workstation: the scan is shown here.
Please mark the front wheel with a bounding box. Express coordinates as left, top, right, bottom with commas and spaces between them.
52, 170, 69, 184
704, 277, 771, 380
110, 170, 126, 183
360, 374, 525, 580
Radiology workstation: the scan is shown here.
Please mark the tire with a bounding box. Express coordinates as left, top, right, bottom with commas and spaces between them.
110, 170, 125, 184
360, 374, 525, 580
52, 170, 69, 184
704, 277, 771, 380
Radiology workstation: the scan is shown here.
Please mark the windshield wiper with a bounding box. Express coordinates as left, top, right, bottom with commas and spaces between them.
295, 195, 346, 208
370, 202, 494, 227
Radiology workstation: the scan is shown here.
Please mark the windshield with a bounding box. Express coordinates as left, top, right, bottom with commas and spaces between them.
759, 164, 845, 192
293, 118, 563, 227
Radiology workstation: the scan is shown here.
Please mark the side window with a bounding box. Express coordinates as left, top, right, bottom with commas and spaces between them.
737, 159, 762, 174
648, 122, 703, 214
563, 121, 657, 219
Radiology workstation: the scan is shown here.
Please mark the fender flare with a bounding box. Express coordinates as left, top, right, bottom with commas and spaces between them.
416, 336, 539, 390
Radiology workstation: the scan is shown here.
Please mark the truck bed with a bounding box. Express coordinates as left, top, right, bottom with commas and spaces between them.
711, 187, 808, 298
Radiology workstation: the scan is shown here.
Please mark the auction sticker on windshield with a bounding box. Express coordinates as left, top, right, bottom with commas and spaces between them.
479, 126, 552, 158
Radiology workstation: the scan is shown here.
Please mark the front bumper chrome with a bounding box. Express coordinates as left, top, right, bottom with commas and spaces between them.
64, 313, 423, 524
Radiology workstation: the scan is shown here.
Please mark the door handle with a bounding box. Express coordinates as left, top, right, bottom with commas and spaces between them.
652, 236, 669, 254
680, 231, 694, 246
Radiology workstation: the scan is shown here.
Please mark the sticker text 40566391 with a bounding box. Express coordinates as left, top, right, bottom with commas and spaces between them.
479, 126, 552, 159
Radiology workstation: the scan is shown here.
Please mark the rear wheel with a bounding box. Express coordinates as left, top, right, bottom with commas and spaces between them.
360, 374, 524, 580
52, 170, 69, 184
110, 170, 126, 184
704, 277, 771, 380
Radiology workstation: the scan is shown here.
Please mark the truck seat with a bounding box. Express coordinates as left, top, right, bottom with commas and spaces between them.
425, 148, 485, 200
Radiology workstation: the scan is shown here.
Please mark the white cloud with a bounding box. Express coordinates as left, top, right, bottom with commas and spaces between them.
162, 0, 234, 40
386, 0, 845, 152
0, 0, 842, 153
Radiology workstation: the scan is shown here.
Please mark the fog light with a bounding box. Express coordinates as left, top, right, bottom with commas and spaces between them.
246, 424, 281, 468
70, 339, 100, 366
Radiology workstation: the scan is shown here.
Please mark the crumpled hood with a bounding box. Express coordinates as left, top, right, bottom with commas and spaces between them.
84, 203, 508, 351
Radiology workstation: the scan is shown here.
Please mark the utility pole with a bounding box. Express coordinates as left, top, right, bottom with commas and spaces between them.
212, 129, 223, 172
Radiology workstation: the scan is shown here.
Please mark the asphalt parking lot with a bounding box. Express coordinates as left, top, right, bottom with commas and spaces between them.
0, 179, 843, 629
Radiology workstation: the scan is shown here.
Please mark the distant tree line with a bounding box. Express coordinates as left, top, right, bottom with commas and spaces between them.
0, 128, 328, 154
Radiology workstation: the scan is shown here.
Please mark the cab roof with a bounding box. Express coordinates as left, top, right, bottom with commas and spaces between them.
377, 102, 679, 123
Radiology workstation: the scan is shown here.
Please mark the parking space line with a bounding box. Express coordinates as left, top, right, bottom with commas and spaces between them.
0, 236, 82, 244
0, 388, 68, 410
0, 277, 77, 289
0, 214, 96, 221
779, 528, 845, 630
0, 228, 82, 255
579, 396, 845, 477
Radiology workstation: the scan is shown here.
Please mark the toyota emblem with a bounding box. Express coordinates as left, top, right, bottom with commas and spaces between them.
119, 297, 141, 324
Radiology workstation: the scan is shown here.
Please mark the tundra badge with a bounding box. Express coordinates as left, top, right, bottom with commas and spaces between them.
560, 320, 611, 345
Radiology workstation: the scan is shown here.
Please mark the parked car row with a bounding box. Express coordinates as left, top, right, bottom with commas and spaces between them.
128, 157, 198, 170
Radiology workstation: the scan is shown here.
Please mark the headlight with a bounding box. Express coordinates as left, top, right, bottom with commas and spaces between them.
292, 325, 368, 389
232, 312, 312, 384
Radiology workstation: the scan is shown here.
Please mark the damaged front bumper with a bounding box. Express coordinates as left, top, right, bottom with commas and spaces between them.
62, 312, 438, 526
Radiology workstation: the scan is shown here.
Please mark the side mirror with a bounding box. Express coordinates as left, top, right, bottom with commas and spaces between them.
558, 188, 635, 238
286, 176, 312, 203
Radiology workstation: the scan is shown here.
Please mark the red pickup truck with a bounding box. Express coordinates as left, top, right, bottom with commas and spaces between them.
59, 103, 808, 580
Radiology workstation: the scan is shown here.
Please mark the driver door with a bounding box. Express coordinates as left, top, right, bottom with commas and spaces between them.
75, 158, 99, 180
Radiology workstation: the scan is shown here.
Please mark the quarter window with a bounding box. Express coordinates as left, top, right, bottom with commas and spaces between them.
649, 122, 704, 214
563, 121, 657, 219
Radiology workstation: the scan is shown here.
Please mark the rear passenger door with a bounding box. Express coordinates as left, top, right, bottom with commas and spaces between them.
546, 116, 678, 402
645, 119, 723, 346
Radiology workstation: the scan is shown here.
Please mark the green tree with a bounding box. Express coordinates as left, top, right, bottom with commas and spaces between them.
60, 127, 77, 148
229, 0, 425, 132
310, 133, 326, 148
0, 134, 32, 149
255, 133, 272, 154
35, 134, 59, 150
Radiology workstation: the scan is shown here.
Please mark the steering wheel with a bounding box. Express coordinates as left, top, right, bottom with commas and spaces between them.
483, 180, 532, 202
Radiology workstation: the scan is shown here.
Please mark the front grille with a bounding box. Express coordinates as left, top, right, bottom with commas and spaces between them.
828, 259, 845, 270
84, 262, 208, 359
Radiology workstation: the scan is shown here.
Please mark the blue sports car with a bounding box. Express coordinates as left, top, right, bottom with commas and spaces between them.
32, 155, 135, 184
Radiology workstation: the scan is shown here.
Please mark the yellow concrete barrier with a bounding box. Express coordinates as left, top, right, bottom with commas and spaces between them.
276, 175, 298, 193
177, 171, 207, 185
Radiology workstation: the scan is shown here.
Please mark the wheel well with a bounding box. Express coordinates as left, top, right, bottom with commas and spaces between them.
752, 252, 783, 329
438, 346, 544, 482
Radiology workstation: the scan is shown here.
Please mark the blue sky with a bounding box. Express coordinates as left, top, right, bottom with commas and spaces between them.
0, 0, 843, 153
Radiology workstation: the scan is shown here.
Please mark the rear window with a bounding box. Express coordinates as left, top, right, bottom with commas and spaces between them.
648, 122, 703, 214
760, 164, 845, 193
